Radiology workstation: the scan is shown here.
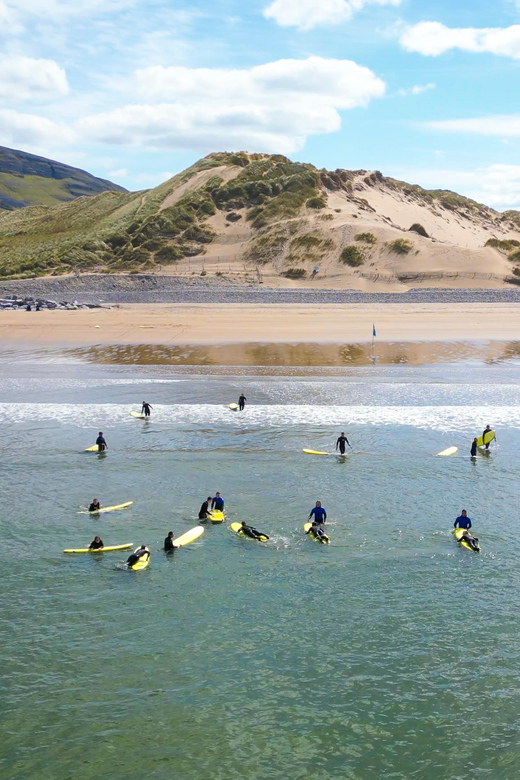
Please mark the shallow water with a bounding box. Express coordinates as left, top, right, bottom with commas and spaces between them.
1, 350, 520, 779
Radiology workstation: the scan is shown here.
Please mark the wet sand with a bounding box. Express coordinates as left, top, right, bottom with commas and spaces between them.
1, 303, 520, 347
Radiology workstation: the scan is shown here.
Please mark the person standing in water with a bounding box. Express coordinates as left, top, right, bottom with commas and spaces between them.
309, 501, 327, 525
89, 536, 104, 549
336, 432, 351, 455
199, 497, 214, 521
89, 498, 101, 512
212, 492, 224, 512
238, 394, 247, 411
96, 432, 108, 452
164, 531, 175, 552
471, 438, 478, 458
141, 401, 153, 417
482, 424, 495, 450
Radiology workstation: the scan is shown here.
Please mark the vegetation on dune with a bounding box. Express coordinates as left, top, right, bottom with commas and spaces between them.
387, 238, 413, 255
282, 267, 307, 279
485, 238, 520, 253
409, 223, 429, 238
355, 232, 376, 244
340, 245, 365, 267
509, 248, 520, 263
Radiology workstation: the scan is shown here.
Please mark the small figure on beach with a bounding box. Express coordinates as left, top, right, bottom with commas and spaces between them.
239, 521, 268, 541
310, 266, 320, 279
336, 432, 351, 455
89, 536, 104, 550
89, 498, 101, 512
471, 438, 478, 458
482, 425, 495, 450
164, 531, 175, 552
309, 501, 327, 525
198, 496, 214, 521
238, 394, 247, 411
212, 492, 225, 511
141, 401, 153, 417
96, 432, 108, 452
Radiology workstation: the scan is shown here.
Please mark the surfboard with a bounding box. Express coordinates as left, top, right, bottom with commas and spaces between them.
229, 522, 269, 542
453, 528, 480, 552
229, 403, 238, 411
302, 449, 330, 456
173, 526, 204, 548
64, 543, 133, 554
437, 447, 458, 457
303, 522, 330, 544
130, 411, 147, 419
476, 430, 495, 447
78, 501, 133, 515
209, 510, 225, 524
85, 445, 101, 452
127, 548, 150, 570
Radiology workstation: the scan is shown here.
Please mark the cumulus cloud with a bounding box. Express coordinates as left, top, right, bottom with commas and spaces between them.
397, 82, 435, 97
78, 57, 385, 154
263, 0, 401, 31
0, 108, 76, 148
400, 21, 520, 58
425, 115, 520, 136
0, 56, 69, 102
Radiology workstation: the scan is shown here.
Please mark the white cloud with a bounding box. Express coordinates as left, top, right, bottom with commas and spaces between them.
400, 21, 520, 58
0, 56, 68, 102
0, 108, 76, 149
263, 0, 401, 31
0, 0, 135, 30
78, 57, 385, 154
397, 82, 435, 97
108, 168, 128, 179
425, 115, 520, 136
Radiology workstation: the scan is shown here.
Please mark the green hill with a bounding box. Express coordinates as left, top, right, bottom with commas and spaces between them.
0, 145, 126, 211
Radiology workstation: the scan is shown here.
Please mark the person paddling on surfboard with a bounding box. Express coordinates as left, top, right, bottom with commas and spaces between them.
306, 522, 329, 543
89, 536, 104, 550
336, 432, 351, 455
96, 432, 108, 452
454, 510, 479, 551
238, 394, 247, 411
482, 425, 495, 450
199, 496, 214, 521
239, 521, 269, 541
211, 492, 224, 512
309, 501, 327, 525
164, 531, 175, 552
126, 545, 149, 567
141, 401, 153, 417
89, 498, 101, 512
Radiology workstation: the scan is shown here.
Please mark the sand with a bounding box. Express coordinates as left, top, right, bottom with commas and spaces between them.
1, 303, 519, 347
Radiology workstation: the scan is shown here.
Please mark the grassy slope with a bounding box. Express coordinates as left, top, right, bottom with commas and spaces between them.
1, 151, 519, 280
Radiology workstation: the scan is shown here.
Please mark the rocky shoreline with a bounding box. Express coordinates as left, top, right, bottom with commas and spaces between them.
1, 274, 520, 305
0, 293, 103, 311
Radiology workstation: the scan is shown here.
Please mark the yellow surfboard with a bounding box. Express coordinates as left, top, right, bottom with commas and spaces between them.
173, 526, 204, 548
229, 522, 269, 542
64, 543, 133, 554
129, 411, 147, 419
453, 528, 480, 552
85, 445, 101, 452
229, 403, 238, 411
127, 547, 150, 570
476, 430, 495, 447
79, 501, 133, 515
209, 510, 225, 524
437, 447, 458, 456
302, 449, 330, 456
303, 522, 330, 544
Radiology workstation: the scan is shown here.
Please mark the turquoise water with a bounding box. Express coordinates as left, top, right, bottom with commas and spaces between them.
2, 355, 520, 779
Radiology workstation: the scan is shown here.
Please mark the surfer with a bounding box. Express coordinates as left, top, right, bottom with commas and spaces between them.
306, 522, 328, 542
336, 432, 351, 455
141, 401, 153, 417
309, 501, 327, 525
454, 509, 472, 530
240, 521, 268, 540
126, 545, 149, 567
96, 432, 108, 452
211, 492, 224, 512
482, 425, 494, 450
89, 498, 101, 512
198, 496, 214, 521
471, 438, 478, 458
89, 536, 104, 550
238, 394, 247, 411
457, 529, 480, 552
164, 531, 175, 552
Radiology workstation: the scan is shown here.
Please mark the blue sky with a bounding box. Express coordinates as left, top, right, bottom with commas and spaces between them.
1, 0, 520, 209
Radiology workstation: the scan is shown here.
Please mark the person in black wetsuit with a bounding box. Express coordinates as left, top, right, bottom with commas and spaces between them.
306, 522, 328, 542
471, 438, 478, 457
336, 432, 351, 455
96, 432, 108, 452
239, 521, 268, 540
238, 394, 247, 411
126, 545, 149, 567
212, 492, 224, 512
141, 401, 153, 417
199, 496, 214, 521
89, 498, 101, 512
482, 425, 495, 450
89, 536, 104, 549
164, 531, 175, 552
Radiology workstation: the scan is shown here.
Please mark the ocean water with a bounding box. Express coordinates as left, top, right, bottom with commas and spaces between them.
1, 350, 520, 780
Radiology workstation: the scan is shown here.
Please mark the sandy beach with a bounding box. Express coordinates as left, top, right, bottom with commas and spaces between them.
1, 302, 519, 346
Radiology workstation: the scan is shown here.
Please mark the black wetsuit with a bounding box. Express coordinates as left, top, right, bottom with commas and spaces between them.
336, 435, 350, 455
164, 536, 175, 552
308, 524, 327, 542
89, 502, 101, 512
127, 549, 147, 567
199, 501, 211, 520
89, 539, 104, 549
483, 428, 493, 450
471, 441, 477, 457
95, 435, 107, 452
460, 532, 479, 551
142, 402, 153, 417
240, 525, 266, 540
238, 395, 247, 411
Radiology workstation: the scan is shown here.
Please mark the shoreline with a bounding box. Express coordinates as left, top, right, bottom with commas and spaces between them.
1, 302, 520, 348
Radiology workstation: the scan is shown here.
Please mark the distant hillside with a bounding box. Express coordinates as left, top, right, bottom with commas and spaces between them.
1, 151, 520, 288
0, 146, 127, 211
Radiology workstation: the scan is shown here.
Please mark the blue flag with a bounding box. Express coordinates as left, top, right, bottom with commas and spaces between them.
372, 324, 376, 338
